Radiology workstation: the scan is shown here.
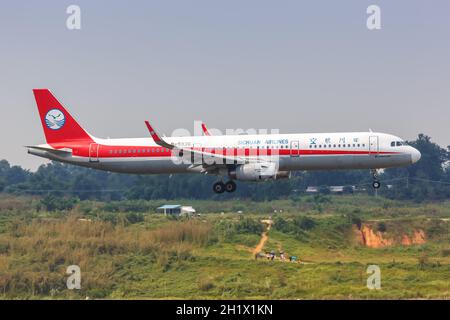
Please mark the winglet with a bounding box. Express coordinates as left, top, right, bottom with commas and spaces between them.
144, 121, 174, 149
201, 122, 211, 136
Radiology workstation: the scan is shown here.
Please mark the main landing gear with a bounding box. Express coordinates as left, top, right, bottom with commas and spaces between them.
213, 180, 237, 193
371, 169, 381, 189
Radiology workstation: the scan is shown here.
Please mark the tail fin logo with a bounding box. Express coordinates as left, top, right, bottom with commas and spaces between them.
45, 108, 66, 130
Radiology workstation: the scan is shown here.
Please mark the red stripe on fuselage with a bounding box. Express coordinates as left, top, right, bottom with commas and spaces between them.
68, 144, 399, 158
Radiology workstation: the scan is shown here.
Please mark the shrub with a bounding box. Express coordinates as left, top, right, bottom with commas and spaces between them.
273, 217, 291, 233
376, 222, 387, 233
235, 217, 264, 234
39, 194, 78, 212
293, 216, 316, 231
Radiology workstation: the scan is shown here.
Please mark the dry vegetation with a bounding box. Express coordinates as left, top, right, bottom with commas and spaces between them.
0, 194, 449, 299
0, 216, 213, 297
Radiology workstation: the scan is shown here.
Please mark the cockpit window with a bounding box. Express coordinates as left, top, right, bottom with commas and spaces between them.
392, 141, 407, 146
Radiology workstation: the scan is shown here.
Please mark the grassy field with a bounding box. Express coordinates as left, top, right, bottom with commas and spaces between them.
0, 194, 449, 299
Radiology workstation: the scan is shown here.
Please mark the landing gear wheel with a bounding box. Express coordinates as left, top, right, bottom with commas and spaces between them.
225, 180, 237, 193
213, 181, 226, 194
372, 181, 381, 189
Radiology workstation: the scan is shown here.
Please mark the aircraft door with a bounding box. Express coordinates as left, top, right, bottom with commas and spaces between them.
89, 143, 100, 162
290, 140, 300, 157
369, 136, 379, 155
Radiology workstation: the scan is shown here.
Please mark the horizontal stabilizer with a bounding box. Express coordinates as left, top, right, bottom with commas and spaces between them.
26, 145, 72, 157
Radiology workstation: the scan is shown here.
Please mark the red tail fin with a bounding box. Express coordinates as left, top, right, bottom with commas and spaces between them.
33, 89, 93, 145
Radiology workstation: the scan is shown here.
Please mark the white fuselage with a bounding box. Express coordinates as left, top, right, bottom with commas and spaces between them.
29, 131, 421, 176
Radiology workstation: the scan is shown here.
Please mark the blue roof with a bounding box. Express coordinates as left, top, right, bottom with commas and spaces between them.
157, 205, 181, 209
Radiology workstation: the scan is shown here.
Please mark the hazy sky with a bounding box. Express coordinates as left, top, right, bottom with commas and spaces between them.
1, 1, 449, 170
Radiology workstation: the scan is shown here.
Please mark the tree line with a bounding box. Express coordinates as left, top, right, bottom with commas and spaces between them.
0, 134, 449, 201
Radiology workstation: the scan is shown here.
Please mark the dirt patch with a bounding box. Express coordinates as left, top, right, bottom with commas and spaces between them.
252, 220, 272, 255
356, 224, 426, 248
360, 225, 394, 248
401, 230, 426, 245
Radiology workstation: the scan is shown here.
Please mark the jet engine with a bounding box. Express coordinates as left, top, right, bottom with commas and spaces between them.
228, 162, 291, 181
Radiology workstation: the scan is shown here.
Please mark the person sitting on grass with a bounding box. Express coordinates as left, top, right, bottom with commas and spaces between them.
270, 250, 276, 260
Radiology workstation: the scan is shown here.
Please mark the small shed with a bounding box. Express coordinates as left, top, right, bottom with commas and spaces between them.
181, 206, 196, 216
306, 186, 319, 193
329, 186, 344, 193
157, 204, 182, 215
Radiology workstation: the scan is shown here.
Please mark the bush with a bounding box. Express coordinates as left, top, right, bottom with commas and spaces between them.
39, 194, 78, 212
235, 217, 264, 234
293, 216, 316, 231
376, 222, 387, 233
347, 214, 362, 229
215, 217, 264, 242
273, 217, 291, 233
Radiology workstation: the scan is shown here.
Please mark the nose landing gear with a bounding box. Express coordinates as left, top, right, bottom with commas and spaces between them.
213, 180, 237, 193
371, 169, 381, 189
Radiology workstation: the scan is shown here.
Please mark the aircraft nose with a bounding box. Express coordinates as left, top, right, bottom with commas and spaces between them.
411, 148, 421, 164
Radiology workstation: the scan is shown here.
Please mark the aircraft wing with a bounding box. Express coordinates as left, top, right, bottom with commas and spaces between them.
144, 121, 257, 167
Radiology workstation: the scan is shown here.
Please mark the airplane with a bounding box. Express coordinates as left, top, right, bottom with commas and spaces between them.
28, 89, 421, 194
